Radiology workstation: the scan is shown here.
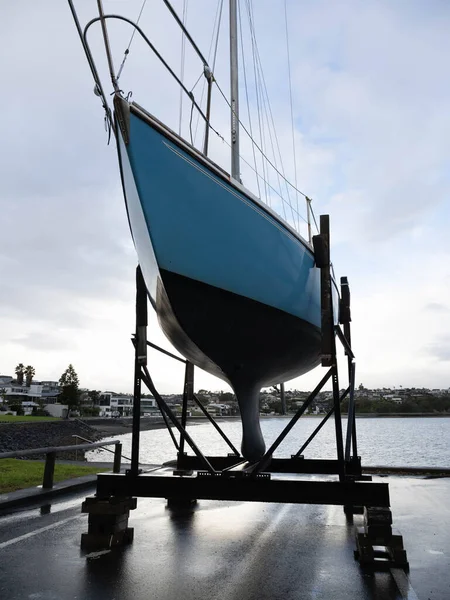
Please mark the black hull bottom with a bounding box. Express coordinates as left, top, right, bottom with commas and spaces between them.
156, 269, 321, 461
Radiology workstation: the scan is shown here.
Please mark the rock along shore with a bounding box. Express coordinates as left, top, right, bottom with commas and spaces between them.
0, 420, 102, 459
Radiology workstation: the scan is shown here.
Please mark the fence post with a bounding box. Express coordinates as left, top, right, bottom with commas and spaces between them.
113, 443, 122, 473
42, 452, 56, 489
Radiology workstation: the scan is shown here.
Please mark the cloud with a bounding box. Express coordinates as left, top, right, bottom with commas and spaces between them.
425, 337, 450, 362
1, 0, 450, 393
425, 303, 449, 313
11, 331, 76, 352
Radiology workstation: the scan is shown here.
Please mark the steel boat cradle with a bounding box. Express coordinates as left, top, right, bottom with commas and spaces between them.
69, 0, 410, 573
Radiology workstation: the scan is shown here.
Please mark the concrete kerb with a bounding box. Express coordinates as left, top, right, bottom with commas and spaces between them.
362, 465, 450, 477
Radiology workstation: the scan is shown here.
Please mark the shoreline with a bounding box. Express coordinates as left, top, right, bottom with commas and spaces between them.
85, 413, 450, 437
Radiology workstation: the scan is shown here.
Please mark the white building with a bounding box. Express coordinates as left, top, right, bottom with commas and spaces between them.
97, 392, 156, 417
206, 403, 230, 416
0, 376, 60, 405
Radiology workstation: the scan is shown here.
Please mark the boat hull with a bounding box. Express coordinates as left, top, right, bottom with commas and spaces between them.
158, 269, 321, 388
115, 99, 322, 460
157, 269, 321, 460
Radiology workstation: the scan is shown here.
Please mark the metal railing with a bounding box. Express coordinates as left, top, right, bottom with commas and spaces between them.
0, 440, 122, 490
72, 434, 132, 463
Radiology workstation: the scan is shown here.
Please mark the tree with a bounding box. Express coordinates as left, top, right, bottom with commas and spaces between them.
59, 364, 79, 387
218, 391, 235, 403
25, 365, 36, 387
88, 390, 101, 405
269, 399, 283, 414
59, 364, 80, 413
0, 388, 6, 403
15, 363, 25, 385
9, 403, 24, 416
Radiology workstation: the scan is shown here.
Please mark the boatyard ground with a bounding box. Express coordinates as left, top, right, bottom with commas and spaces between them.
0, 474, 448, 600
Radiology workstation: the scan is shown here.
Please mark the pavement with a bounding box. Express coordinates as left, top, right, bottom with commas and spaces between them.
0, 473, 449, 600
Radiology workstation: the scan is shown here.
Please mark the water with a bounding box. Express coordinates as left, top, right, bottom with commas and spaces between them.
87, 417, 450, 468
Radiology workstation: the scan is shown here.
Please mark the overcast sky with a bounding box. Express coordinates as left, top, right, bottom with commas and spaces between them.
1, 0, 449, 394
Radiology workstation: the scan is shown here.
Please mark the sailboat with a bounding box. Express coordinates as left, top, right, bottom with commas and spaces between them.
69, 0, 325, 461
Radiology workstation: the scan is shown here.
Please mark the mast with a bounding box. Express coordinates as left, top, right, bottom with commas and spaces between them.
229, 0, 240, 180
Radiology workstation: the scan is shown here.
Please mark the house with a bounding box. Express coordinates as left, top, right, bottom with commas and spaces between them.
39, 381, 60, 403
0, 377, 60, 405
96, 392, 156, 417
141, 397, 158, 415
21, 401, 40, 415
206, 403, 230, 416
0, 375, 13, 386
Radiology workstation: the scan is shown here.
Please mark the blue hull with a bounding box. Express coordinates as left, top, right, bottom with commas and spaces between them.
115, 99, 322, 460
122, 104, 321, 326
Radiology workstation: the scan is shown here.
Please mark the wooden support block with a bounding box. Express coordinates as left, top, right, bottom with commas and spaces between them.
355, 525, 408, 570
357, 527, 404, 549
82, 497, 137, 515
81, 527, 134, 551
87, 514, 130, 535
364, 506, 392, 525
355, 542, 375, 563
387, 534, 405, 550
80, 496, 137, 550
166, 497, 197, 508
364, 523, 393, 538
388, 548, 408, 565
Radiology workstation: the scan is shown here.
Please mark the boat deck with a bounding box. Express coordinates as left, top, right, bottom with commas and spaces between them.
0, 473, 448, 599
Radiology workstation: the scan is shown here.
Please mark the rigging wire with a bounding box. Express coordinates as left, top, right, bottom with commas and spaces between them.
67, 0, 114, 141
214, 79, 309, 201
211, 1, 223, 69
253, 33, 289, 217
250, 2, 293, 213
193, 0, 223, 145
284, 0, 300, 232
245, 0, 269, 206
116, 0, 148, 80
178, 0, 189, 136
218, 134, 308, 226
247, 0, 277, 210
85, 0, 319, 235
189, 71, 204, 95
257, 59, 285, 214
246, 0, 295, 222
238, 0, 260, 200
238, 1, 320, 235
161, 0, 209, 65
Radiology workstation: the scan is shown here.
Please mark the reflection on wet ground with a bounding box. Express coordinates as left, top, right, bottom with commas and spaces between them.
0, 477, 448, 600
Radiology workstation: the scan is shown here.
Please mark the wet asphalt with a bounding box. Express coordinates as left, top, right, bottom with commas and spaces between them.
0, 475, 448, 600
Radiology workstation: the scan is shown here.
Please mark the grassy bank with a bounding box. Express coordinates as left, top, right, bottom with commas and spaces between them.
0, 459, 104, 493
0, 415, 59, 423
